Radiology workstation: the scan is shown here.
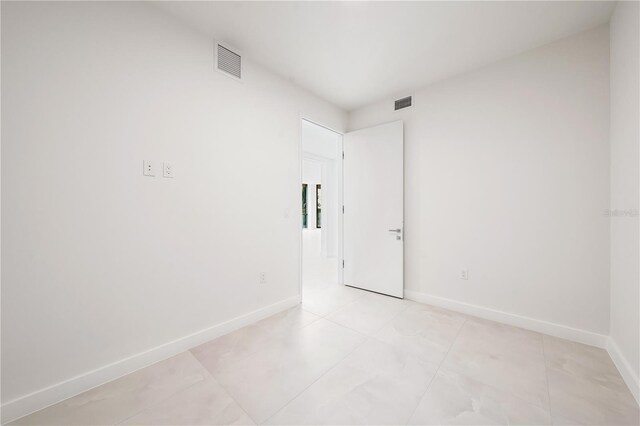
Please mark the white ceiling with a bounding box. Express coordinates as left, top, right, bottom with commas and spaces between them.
155, 1, 615, 111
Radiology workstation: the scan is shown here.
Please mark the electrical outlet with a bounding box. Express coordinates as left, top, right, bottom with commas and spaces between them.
259, 272, 267, 284
460, 269, 469, 280
143, 160, 155, 177
163, 162, 174, 178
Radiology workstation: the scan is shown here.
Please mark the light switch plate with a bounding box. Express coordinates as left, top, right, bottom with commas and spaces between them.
143, 160, 155, 177
163, 162, 174, 178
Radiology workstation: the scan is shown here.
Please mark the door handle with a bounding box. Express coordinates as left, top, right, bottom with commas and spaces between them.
388, 229, 402, 233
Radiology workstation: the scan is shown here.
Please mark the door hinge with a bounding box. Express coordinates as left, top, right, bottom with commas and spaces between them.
342, 205, 344, 214
342, 260, 345, 268
342, 151, 344, 159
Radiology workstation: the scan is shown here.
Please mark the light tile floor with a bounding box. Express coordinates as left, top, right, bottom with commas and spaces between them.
11, 235, 640, 425
12, 291, 640, 425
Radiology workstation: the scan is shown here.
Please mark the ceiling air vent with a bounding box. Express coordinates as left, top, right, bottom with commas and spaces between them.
217, 44, 241, 80
394, 96, 412, 111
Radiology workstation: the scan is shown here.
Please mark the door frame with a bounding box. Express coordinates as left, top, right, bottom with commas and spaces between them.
298, 117, 344, 302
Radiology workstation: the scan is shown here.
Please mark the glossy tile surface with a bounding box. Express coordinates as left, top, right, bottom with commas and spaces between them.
326, 291, 411, 335
121, 378, 254, 425
265, 339, 438, 425
210, 318, 366, 423
441, 317, 551, 410
13, 352, 208, 425
543, 336, 639, 425
409, 369, 552, 425
302, 284, 366, 317
12, 290, 639, 426
191, 306, 319, 375
374, 303, 467, 364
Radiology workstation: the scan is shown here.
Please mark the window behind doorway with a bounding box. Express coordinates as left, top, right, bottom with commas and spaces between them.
302, 184, 308, 228
316, 184, 321, 228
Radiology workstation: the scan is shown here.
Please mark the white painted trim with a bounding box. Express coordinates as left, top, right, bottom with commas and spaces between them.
607, 337, 640, 405
404, 290, 608, 348
1, 296, 301, 425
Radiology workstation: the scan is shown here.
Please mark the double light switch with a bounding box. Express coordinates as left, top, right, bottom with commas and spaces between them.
143, 161, 173, 178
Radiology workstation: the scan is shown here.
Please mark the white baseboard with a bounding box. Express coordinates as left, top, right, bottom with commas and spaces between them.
607, 337, 640, 405
1, 296, 301, 425
404, 290, 608, 348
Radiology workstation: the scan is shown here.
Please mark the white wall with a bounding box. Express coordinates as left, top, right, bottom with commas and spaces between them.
1, 1, 346, 420
349, 26, 611, 339
609, 1, 640, 402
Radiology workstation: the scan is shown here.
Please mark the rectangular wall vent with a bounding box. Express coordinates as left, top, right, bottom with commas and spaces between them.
394, 96, 412, 111
217, 44, 241, 79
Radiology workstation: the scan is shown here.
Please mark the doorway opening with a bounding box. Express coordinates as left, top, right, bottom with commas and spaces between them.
300, 118, 404, 314
300, 119, 343, 308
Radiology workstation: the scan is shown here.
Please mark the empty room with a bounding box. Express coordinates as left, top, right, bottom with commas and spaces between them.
1, 1, 639, 425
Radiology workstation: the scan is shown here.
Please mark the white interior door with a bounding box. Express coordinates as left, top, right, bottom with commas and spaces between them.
343, 120, 403, 298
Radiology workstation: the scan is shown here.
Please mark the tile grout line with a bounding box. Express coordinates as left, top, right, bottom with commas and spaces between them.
190, 356, 261, 426
321, 298, 412, 337
429, 319, 555, 417
456, 317, 557, 414
178, 287, 360, 424
404, 315, 469, 425
444, 329, 554, 416
197, 307, 321, 377
185, 310, 323, 426
260, 333, 371, 425
261, 294, 410, 424
113, 352, 214, 426
321, 289, 368, 318
302, 286, 368, 318
370, 299, 414, 334
193, 310, 370, 425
